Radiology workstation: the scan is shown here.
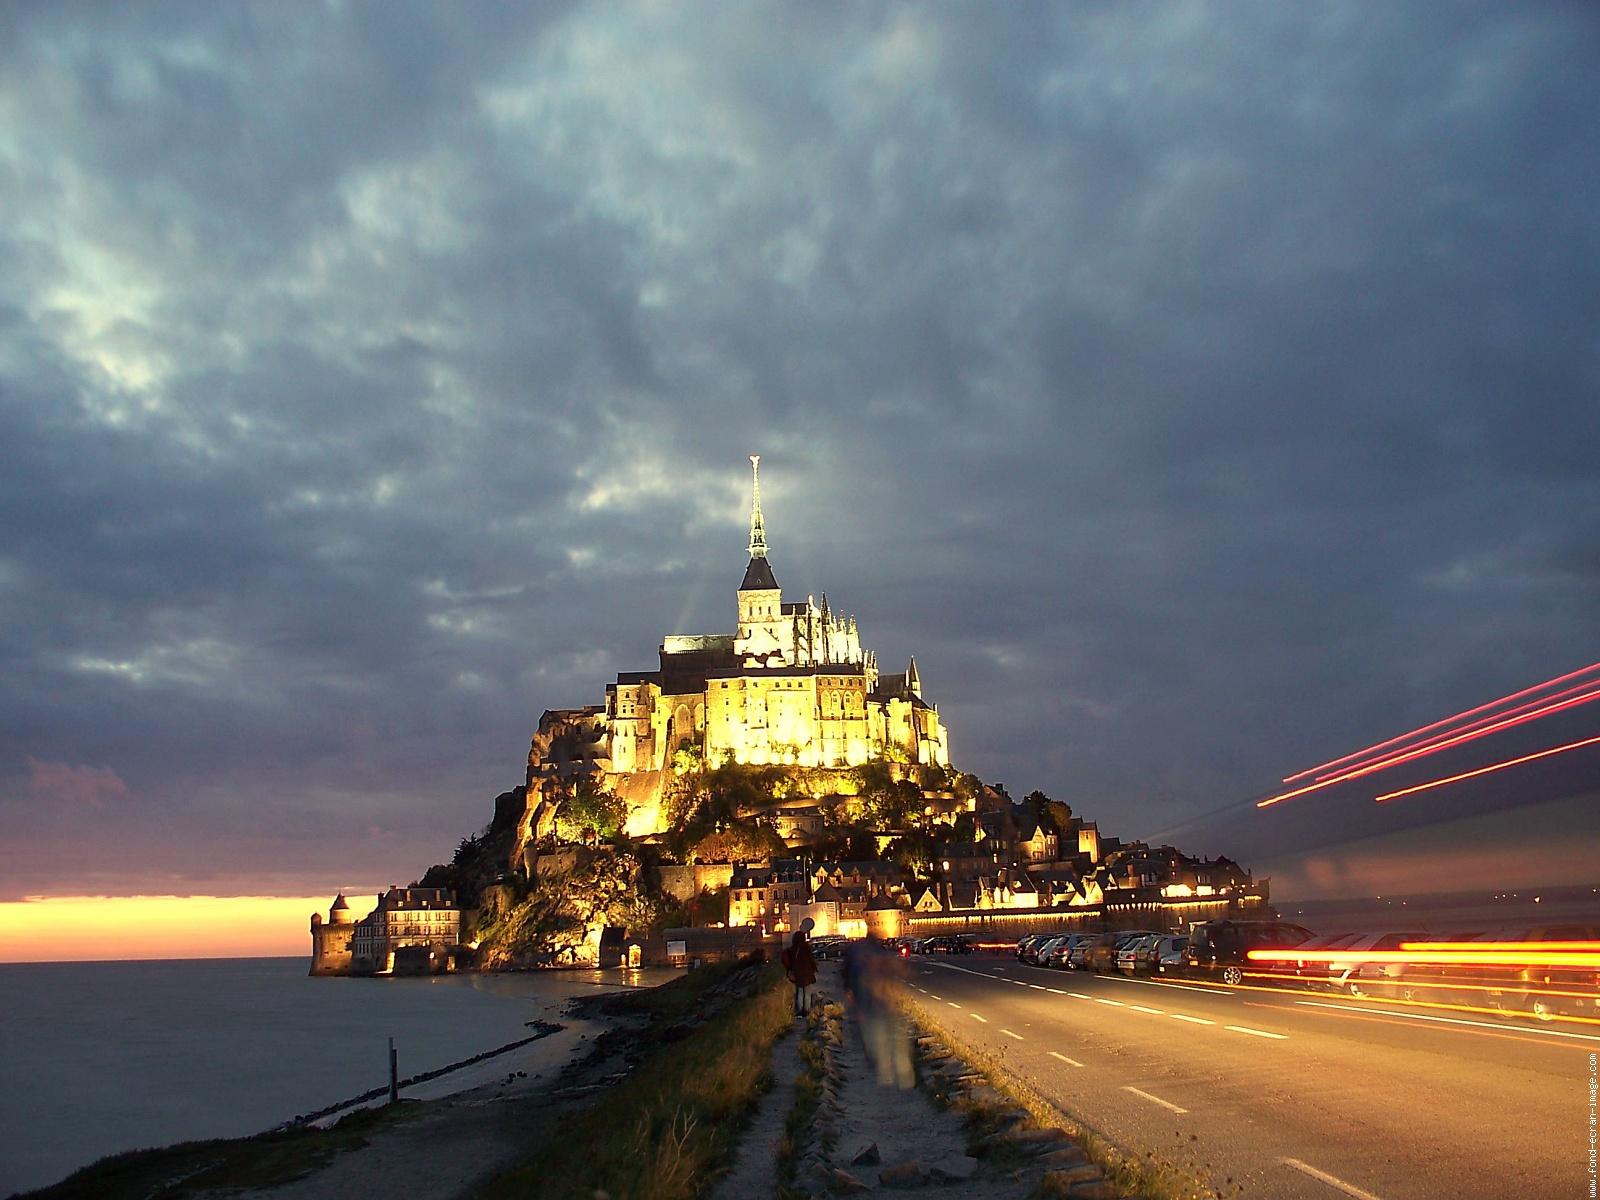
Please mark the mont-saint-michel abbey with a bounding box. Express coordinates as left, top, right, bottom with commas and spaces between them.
312, 456, 1265, 976
523, 456, 950, 839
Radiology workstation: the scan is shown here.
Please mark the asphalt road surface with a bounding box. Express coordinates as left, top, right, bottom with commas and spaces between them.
896, 954, 1595, 1200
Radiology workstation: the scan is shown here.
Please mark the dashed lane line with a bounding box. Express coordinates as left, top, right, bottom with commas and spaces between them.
1280, 1157, 1386, 1200
1048, 1051, 1084, 1067
1028, 983, 1049, 990
1295, 999, 1600, 1044
970, 1012, 989, 1023
1225, 1025, 1288, 1040
1045, 987, 1066, 995
1000, 1028, 1025, 1040
1170, 1014, 1215, 1026
1129, 1004, 1164, 1015
1094, 997, 1125, 1007
928, 993, 943, 1001
1122, 1086, 1187, 1115
948, 1001, 962, 1009
1099, 974, 1236, 996
1068, 992, 1091, 1000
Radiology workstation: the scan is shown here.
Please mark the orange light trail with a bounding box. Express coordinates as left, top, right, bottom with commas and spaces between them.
1257, 684, 1600, 808
1154, 970, 1600, 1025
1374, 732, 1600, 803
1281, 661, 1600, 783
1248, 948, 1600, 968
1403, 941, 1600, 953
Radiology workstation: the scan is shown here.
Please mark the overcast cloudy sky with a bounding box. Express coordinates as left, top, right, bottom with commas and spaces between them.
3, 2, 1597, 904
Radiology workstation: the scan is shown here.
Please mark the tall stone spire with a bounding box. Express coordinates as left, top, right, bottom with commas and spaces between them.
739, 455, 778, 592
748, 454, 768, 559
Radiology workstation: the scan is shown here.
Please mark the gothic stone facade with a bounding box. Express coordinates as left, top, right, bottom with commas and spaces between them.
526, 458, 951, 836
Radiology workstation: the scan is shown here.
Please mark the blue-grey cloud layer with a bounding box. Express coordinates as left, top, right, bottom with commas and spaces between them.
2, 2, 1597, 899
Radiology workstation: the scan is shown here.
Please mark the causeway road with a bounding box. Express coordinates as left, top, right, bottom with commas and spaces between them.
899, 955, 1593, 1200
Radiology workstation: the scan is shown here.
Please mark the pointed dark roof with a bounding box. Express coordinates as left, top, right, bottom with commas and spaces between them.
330, 893, 349, 911
740, 556, 778, 590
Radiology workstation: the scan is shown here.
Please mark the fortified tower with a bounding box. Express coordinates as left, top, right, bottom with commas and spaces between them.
308, 893, 356, 975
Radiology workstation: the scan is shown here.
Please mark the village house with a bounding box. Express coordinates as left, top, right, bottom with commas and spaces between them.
727, 858, 809, 933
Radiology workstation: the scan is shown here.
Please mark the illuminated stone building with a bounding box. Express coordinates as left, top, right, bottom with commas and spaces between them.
527, 457, 951, 837
347, 887, 461, 975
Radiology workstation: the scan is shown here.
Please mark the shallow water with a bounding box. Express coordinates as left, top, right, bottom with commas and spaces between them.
0, 957, 665, 1195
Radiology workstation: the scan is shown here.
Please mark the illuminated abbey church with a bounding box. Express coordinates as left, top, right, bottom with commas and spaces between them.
525, 457, 951, 834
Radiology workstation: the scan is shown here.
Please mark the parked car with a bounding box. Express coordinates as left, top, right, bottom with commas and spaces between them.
1153, 935, 1189, 976
811, 936, 848, 961
1185, 920, 1315, 985
1017, 933, 1054, 963
1327, 931, 1434, 998
1042, 934, 1092, 969
1480, 924, 1600, 1019
1068, 935, 1100, 970
1024, 934, 1064, 965
1115, 933, 1160, 974
1085, 930, 1161, 974
1287, 932, 1365, 989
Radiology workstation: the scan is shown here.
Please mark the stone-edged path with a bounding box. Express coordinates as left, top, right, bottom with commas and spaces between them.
774, 964, 1131, 1199
711, 1028, 805, 1200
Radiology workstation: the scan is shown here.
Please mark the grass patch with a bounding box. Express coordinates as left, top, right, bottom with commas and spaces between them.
17, 1103, 407, 1200
478, 963, 792, 1200
591, 958, 749, 1025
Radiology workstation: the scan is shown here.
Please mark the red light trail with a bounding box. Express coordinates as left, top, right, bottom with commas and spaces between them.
1281, 661, 1600, 783
1260, 662, 1600, 809
1311, 674, 1600, 782
1374, 732, 1600, 802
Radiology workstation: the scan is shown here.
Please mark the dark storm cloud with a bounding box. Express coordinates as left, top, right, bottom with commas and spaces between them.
1, 2, 1597, 900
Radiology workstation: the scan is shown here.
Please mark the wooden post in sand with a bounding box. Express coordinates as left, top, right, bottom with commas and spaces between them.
388, 1037, 399, 1104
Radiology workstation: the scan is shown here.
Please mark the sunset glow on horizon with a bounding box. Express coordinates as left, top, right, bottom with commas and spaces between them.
0, 893, 384, 964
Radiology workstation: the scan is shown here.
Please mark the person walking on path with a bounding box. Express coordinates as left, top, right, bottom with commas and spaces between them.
784, 918, 818, 1016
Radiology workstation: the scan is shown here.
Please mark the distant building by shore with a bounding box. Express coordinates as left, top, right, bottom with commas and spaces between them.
310, 887, 461, 976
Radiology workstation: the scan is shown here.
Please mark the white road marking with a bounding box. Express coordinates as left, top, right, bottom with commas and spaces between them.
928, 994, 943, 1001
1000, 1028, 1025, 1040
1280, 1157, 1386, 1200
1295, 999, 1600, 1044
1170, 1013, 1215, 1026
1094, 997, 1125, 1007
1225, 1025, 1288, 1040
1028, 983, 1048, 990
1012, 980, 1029, 987
1045, 987, 1066, 995
1129, 1004, 1164, 1015
1069, 992, 1092, 1000
1122, 1085, 1187, 1114
1101, 975, 1235, 996
948, 1001, 962, 1009
970, 1012, 989, 1023
1048, 1051, 1083, 1067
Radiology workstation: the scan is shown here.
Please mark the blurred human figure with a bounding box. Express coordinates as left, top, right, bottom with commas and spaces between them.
844, 940, 913, 1088
785, 918, 817, 1016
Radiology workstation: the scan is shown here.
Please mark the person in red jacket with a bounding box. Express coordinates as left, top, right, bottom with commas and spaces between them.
784, 917, 818, 1016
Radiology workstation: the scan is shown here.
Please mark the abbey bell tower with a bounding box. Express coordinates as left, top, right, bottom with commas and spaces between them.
735, 454, 785, 666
